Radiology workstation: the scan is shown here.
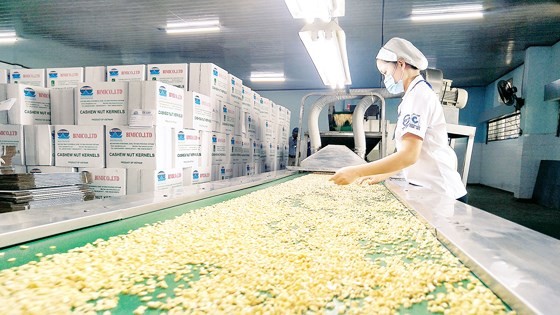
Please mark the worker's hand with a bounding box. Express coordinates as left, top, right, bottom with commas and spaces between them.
329, 166, 361, 185
356, 175, 384, 185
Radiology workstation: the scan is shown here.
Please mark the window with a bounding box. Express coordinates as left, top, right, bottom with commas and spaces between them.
487, 112, 521, 142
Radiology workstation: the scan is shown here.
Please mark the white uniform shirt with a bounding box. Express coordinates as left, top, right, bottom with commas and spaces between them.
394, 75, 467, 199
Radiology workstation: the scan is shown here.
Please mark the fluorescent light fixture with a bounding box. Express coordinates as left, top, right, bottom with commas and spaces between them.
411, 4, 483, 22
165, 19, 220, 34
0, 31, 17, 44
285, 0, 345, 22
299, 20, 351, 89
250, 72, 286, 82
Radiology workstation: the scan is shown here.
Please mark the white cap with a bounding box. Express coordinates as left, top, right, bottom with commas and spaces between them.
376, 37, 428, 70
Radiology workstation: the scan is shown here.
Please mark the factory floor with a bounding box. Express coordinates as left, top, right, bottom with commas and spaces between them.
466, 184, 560, 240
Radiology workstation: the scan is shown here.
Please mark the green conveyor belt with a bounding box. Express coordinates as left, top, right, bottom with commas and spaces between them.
0, 174, 304, 270
0, 173, 512, 314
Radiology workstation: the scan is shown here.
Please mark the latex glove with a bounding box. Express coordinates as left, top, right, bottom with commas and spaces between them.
329, 166, 361, 185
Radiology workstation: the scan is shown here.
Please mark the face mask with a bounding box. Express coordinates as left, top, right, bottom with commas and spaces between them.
383, 64, 404, 94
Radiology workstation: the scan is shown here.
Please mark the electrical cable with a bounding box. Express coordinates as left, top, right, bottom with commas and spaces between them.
0, 60, 28, 69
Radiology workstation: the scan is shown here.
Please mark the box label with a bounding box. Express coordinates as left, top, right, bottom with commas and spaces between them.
55, 125, 105, 167
76, 83, 127, 124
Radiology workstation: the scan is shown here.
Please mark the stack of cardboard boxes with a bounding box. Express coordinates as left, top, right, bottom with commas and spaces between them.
0, 63, 291, 202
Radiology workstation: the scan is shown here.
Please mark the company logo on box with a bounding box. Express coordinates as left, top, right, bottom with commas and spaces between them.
159, 86, 167, 97
222, 105, 228, 113
231, 138, 235, 145
48, 71, 58, 78
192, 170, 199, 180
212, 135, 217, 143
220, 166, 225, 174
109, 128, 123, 139
177, 131, 185, 141
23, 87, 36, 98
57, 129, 70, 140
194, 95, 201, 105
157, 171, 166, 182
150, 67, 160, 75
12, 71, 21, 79
108, 68, 119, 77
80, 86, 94, 97
212, 68, 218, 77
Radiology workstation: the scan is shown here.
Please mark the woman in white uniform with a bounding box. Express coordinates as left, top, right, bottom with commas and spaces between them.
330, 37, 467, 202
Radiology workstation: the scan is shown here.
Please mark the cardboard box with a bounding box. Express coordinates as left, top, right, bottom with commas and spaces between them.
106, 125, 174, 169
126, 168, 183, 194
107, 65, 146, 82
184, 166, 212, 185
240, 136, 252, 164
55, 125, 105, 168
85, 66, 106, 82
0, 84, 7, 123
0, 69, 8, 84
246, 111, 257, 140
128, 81, 184, 128
220, 102, 239, 135
269, 101, 278, 123
241, 85, 253, 113
147, 64, 188, 89
0, 124, 24, 165
210, 132, 231, 165
175, 129, 211, 168
261, 119, 276, 142
50, 87, 75, 125
264, 141, 277, 172
46, 67, 84, 87
9, 69, 45, 87
27, 166, 76, 173
230, 135, 243, 165
214, 164, 233, 181
184, 91, 213, 131
75, 82, 128, 125
257, 96, 271, 121
259, 141, 268, 172
277, 105, 287, 125
228, 74, 243, 107
240, 86, 255, 137
24, 125, 55, 166
80, 167, 126, 199
7, 84, 51, 125
242, 163, 255, 176
188, 63, 229, 131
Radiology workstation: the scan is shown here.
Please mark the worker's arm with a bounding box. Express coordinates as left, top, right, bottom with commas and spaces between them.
329, 133, 423, 185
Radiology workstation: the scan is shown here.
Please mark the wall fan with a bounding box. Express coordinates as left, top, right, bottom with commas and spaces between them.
497, 80, 524, 110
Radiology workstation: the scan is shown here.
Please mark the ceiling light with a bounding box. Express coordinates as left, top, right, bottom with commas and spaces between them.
0, 31, 17, 44
285, 0, 345, 22
250, 72, 286, 82
299, 20, 351, 89
165, 19, 220, 34
410, 4, 483, 22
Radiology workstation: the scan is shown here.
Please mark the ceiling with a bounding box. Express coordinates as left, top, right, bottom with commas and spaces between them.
0, 0, 559, 90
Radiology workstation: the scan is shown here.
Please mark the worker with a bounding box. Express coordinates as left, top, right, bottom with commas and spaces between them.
330, 37, 468, 202
288, 127, 310, 166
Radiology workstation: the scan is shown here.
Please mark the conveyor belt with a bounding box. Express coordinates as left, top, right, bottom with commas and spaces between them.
0, 174, 557, 314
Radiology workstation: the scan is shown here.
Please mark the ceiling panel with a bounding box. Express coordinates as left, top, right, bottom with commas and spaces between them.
0, 0, 558, 90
